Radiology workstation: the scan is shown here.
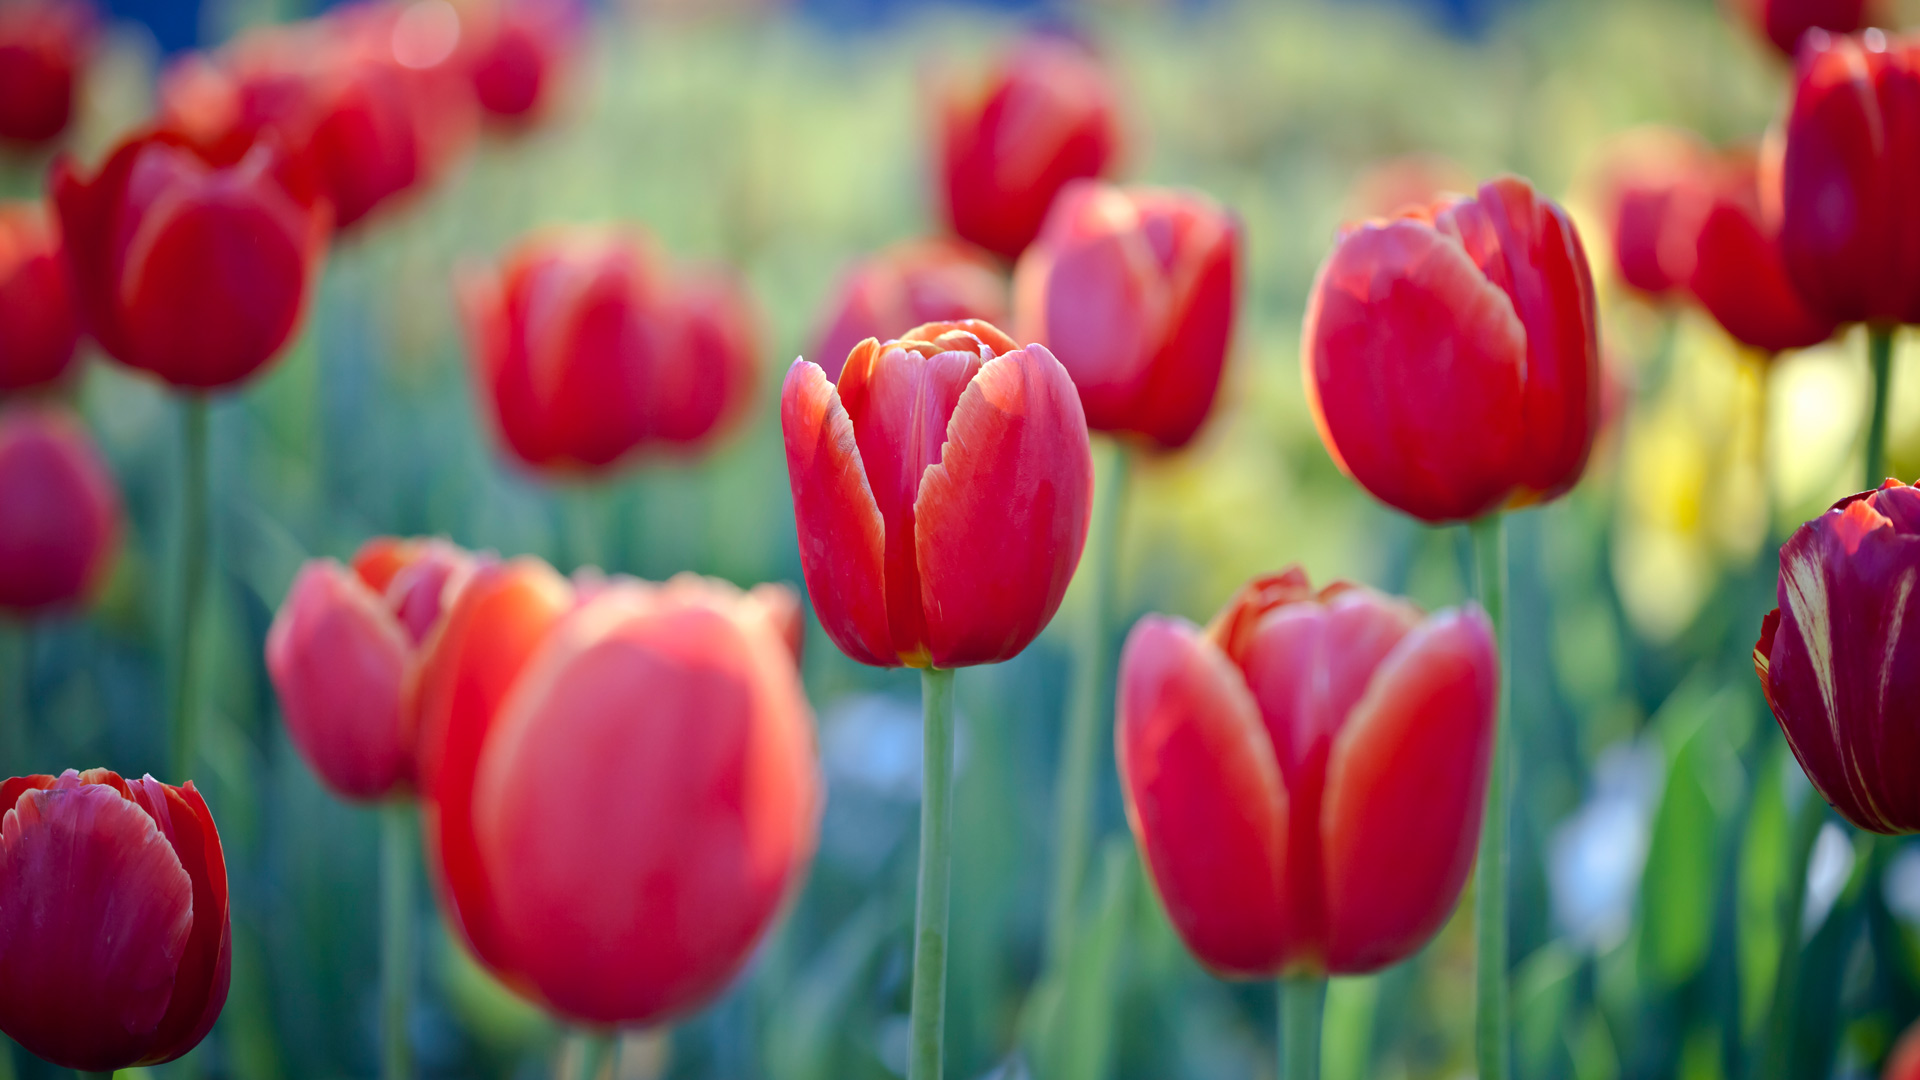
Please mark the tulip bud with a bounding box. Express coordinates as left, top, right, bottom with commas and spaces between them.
1117, 568, 1497, 977
467, 0, 578, 123
1303, 175, 1600, 523
938, 36, 1122, 261
813, 238, 1008, 381
416, 565, 819, 1026
1689, 144, 1838, 353
1756, 480, 1920, 834
0, 404, 120, 614
0, 769, 230, 1070
52, 130, 329, 390
0, 202, 80, 392
782, 319, 1093, 669
0, 0, 91, 146
1014, 180, 1240, 450
1727, 0, 1871, 57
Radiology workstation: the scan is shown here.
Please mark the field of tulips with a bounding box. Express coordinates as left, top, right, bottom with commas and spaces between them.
11, 0, 1920, 1077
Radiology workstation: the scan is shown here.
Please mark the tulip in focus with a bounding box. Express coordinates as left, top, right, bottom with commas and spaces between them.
0, 403, 120, 613
1728, 0, 1871, 57
1303, 175, 1601, 523
1117, 568, 1497, 975
52, 130, 329, 390
1689, 144, 1838, 354
813, 238, 1008, 381
267, 537, 475, 801
0, 0, 91, 146
0, 769, 230, 1070
1755, 480, 1920, 834
0, 201, 79, 391
414, 563, 820, 1025
781, 319, 1093, 669
938, 36, 1122, 261
1014, 180, 1240, 450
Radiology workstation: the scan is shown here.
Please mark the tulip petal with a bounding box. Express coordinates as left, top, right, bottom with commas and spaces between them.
130, 780, 230, 1066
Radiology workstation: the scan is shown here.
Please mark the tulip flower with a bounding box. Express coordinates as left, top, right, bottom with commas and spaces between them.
0, 404, 120, 614
266, 537, 475, 801
1755, 480, 1920, 834
0, 768, 230, 1071
467, 0, 577, 123
781, 319, 1093, 669
0, 0, 90, 146
1730, 0, 1870, 57
1014, 180, 1240, 450
52, 129, 329, 390
652, 267, 760, 449
938, 36, 1122, 261
1689, 145, 1838, 354
415, 563, 819, 1026
813, 238, 1008, 381
1117, 568, 1497, 976
1303, 175, 1601, 524
0, 201, 79, 392
1589, 127, 1715, 301
1887, 1016, 1920, 1080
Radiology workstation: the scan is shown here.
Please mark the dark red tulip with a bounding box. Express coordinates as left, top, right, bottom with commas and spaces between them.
0, 404, 119, 614
1117, 569, 1496, 976
1690, 144, 1839, 353
1589, 127, 1716, 300
1303, 175, 1600, 523
416, 565, 819, 1026
467, 0, 577, 123
267, 537, 475, 800
938, 36, 1122, 261
1756, 480, 1920, 834
0, 201, 79, 391
1014, 180, 1239, 450
52, 130, 329, 390
1779, 29, 1920, 326
783, 320, 1093, 669
0, 0, 91, 146
1729, 0, 1871, 57
813, 238, 1008, 381
0, 768, 229, 1071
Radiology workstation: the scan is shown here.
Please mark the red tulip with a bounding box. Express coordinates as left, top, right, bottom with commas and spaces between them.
1014, 180, 1239, 450
467, 0, 577, 123
267, 537, 475, 801
1756, 480, 1920, 834
1887, 1016, 1920, 1080
1589, 127, 1716, 300
938, 36, 1122, 261
0, 0, 91, 146
415, 564, 819, 1026
0, 768, 229, 1071
0, 403, 119, 614
1303, 175, 1600, 523
0, 201, 79, 391
1729, 0, 1871, 57
1779, 29, 1920, 326
652, 266, 760, 448
1116, 569, 1496, 976
813, 238, 1008, 381
52, 130, 329, 390
782, 319, 1093, 669
1690, 144, 1839, 353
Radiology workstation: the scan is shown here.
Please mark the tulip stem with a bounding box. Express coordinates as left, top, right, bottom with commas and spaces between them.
1469, 512, 1511, 1080
1755, 787, 1827, 1080
380, 801, 413, 1080
77, 1072, 114, 1079
169, 395, 209, 784
910, 666, 958, 1080
1865, 325, 1896, 489
1046, 440, 1131, 970
1279, 975, 1327, 1080
567, 1031, 618, 1080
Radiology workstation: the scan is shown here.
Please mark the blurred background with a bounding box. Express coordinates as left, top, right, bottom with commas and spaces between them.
9, 0, 1920, 1077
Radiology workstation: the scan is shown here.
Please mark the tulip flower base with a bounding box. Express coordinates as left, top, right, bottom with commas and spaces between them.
912, 666, 957, 1080
1470, 513, 1511, 1080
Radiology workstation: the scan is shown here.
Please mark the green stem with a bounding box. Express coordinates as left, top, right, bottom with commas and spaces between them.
1045, 440, 1130, 969
910, 666, 958, 1080
1469, 513, 1511, 1080
78, 1072, 114, 1079
381, 802, 414, 1080
2, 620, 26, 775
1279, 976, 1327, 1080
169, 396, 209, 783
567, 1031, 618, 1080
1865, 325, 1895, 490
1756, 789, 1826, 1080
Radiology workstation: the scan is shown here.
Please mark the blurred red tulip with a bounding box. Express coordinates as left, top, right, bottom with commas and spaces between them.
1779, 29, 1920, 326
267, 537, 475, 801
653, 267, 760, 447
416, 565, 818, 1026
52, 130, 329, 390
0, 0, 91, 146
0, 403, 119, 613
0, 768, 229, 1070
813, 238, 1008, 381
1690, 144, 1838, 353
1588, 127, 1716, 300
0, 201, 79, 391
1756, 480, 1920, 834
1303, 175, 1600, 523
1888, 1016, 1920, 1080
938, 36, 1122, 261
466, 0, 578, 123
1117, 569, 1496, 976
1729, 0, 1871, 57
782, 320, 1092, 669
1014, 180, 1240, 450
